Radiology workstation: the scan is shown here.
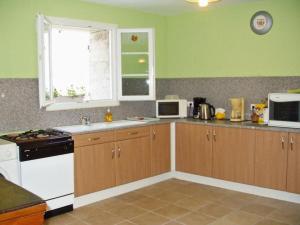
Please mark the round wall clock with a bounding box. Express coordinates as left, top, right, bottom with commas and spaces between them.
250, 11, 273, 35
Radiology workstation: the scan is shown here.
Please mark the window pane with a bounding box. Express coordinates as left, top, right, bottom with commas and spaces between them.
121, 54, 148, 75
50, 26, 112, 102
121, 32, 148, 52
88, 30, 112, 100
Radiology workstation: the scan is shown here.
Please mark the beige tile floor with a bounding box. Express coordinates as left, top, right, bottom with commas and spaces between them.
45, 179, 300, 225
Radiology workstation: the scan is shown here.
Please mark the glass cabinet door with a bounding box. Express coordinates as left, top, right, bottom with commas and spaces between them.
117, 29, 155, 100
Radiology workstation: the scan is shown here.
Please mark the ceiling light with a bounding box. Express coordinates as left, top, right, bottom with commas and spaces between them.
186, 0, 221, 7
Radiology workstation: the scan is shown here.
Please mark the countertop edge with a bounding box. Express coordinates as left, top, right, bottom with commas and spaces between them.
55, 119, 300, 135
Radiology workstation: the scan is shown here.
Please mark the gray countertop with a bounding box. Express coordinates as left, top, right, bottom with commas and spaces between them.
176, 118, 300, 133
0, 178, 44, 214
55, 118, 300, 135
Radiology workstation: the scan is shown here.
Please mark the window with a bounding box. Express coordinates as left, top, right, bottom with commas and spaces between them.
37, 15, 118, 111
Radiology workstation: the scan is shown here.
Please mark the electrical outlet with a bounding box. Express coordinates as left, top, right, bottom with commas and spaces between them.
187, 101, 193, 108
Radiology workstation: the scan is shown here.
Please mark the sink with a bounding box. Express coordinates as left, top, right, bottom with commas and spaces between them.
55, 120, 148, 134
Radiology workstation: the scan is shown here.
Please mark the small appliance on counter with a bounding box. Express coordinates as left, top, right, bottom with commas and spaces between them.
193, 97, 206, 118
156, 98, 187, 118
1, 129, 74, 218
198, 103, 215, 120
230, 97, 245, 122
268, 93, 300, 128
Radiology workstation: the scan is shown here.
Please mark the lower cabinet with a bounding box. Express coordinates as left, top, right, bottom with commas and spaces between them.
75, 142, 116, 196
287, 133, 300, 194
255, 130, 300, 194
254, 130, 288, 191
176, 122, 300, 194
176, 123, 255, 184
212, 127, 255, 185
176, 123, 213, 176
116, 136, 151, 185
151, 124, 171, 176
74, 125, 169, 197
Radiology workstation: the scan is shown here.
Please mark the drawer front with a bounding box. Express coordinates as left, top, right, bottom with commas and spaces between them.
73, 131, 115, 147
116, 126, 150, 141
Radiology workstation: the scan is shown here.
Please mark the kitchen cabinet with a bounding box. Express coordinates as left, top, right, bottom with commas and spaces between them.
73, 126, 152, 196
212, 127, 255, 185
255, 130, 300, 193
254, 130, 288, 191
151, 124, 171, 176
75, 143, 116, 197
176, 124, 254, 184
116, 136, 151, 185
287, 133, 300, 194
176, 123, 213, 176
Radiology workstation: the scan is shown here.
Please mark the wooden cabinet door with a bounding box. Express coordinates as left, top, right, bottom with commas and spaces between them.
75, 142, 116, 196
116, 136, 151, 185
151, 124, 171, 176
212, 127, 255, 184
287, 133, 300, 194
254, 130, 288, 191
176, 123, 213, 176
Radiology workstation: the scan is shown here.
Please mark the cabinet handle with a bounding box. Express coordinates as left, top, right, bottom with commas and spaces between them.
112, 149, 115, 159
206, 130, 210, 141
152, 130, 156, 140
128, 131, 138, 135
281, 136, 285, 149
290, 137, 294, 151
213, 130, 216, 141
88, 137, 101, 142
118, 147, 121, 158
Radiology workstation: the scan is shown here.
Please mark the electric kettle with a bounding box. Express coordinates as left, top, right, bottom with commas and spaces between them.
199, 103, 215, 120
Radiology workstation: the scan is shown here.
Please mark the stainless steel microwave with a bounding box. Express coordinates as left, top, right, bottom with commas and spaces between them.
268, 93, 300, 128
156, 99, 187, 118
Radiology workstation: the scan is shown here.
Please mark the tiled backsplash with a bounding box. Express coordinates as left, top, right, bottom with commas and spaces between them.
157, 77, 300, 118
1, 77, 300, 132
0, 79, 155, 132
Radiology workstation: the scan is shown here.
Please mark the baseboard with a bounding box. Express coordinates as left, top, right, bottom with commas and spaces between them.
74, 172, 174, 208
174, 171, 300, 204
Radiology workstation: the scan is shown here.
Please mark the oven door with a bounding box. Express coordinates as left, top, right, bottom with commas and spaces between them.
268, 93, 300, 128
20, 153, 74, 201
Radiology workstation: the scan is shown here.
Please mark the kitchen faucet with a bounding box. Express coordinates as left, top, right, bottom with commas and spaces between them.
80, 115, 91, 125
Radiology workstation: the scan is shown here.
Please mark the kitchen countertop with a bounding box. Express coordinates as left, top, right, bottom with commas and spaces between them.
0, 178, 44, 214
177, 118, 300, 133
55, 118, 300, 135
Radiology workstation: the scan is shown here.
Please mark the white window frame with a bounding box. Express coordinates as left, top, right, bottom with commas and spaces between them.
117, 28, 156, 101
37, 14, 119, 111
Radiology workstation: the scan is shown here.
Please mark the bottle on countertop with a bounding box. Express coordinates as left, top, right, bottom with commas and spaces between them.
104, 108, 113, 122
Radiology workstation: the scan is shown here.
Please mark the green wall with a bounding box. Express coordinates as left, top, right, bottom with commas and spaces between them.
164, 0, 300, 78
0, 0, 166, 78
1, 0, 300, 78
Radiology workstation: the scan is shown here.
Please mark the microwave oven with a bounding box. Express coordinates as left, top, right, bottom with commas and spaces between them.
268, 93, 300, 128
156, 99, 187, 118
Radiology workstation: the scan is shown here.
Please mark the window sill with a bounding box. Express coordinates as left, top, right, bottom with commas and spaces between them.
44, 100, 120, 111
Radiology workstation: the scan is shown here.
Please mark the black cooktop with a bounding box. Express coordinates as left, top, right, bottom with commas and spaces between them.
1, 129, 71, 145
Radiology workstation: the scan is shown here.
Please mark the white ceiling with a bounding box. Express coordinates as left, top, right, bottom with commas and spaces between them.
84, 0, 259, 16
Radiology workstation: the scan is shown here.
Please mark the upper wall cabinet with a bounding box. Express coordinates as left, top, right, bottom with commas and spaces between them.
117, 29, 155, 101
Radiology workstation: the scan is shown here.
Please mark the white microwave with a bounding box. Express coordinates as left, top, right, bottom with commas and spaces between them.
156, 99, 187, 118
268, 93, 300, 128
